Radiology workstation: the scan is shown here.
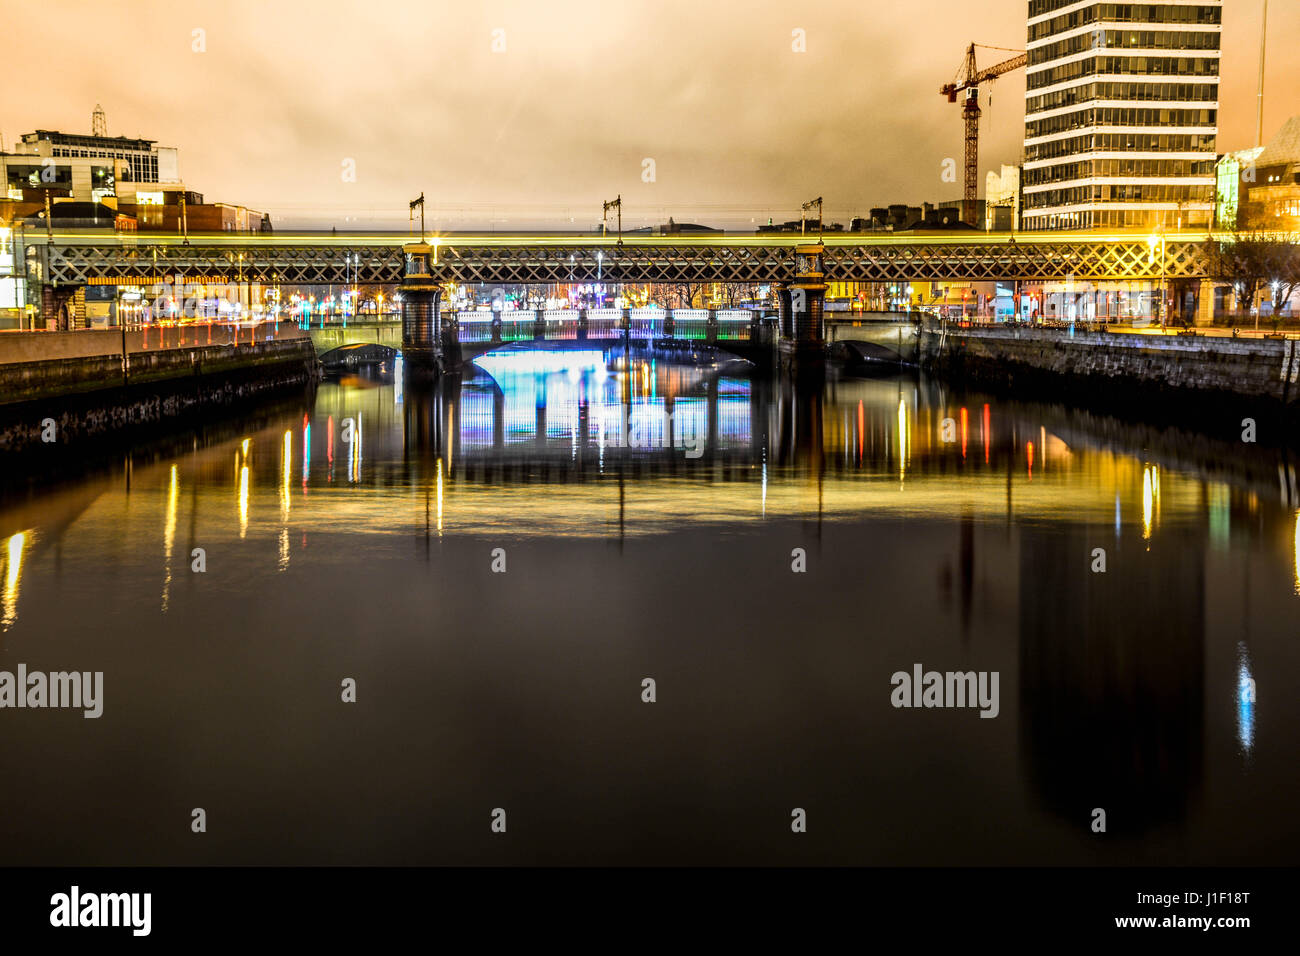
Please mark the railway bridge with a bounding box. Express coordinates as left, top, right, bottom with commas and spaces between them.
35, 232, 1212, 371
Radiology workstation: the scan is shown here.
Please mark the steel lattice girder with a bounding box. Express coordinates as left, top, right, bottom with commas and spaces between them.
822, 240, 1204, 281
45, 244, 406, 286
46, 239, 1208, 286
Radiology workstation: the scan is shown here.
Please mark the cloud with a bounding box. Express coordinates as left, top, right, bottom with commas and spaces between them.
5, 0, 1293, 229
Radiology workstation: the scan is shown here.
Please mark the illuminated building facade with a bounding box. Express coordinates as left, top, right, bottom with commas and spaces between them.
1022, 0, 1221, 231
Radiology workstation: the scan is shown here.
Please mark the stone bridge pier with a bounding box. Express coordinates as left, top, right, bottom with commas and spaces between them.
399, 241, 444, 377
782, 243, 829, 367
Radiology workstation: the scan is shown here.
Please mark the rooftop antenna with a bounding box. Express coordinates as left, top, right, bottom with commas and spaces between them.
92, 104, 107, 137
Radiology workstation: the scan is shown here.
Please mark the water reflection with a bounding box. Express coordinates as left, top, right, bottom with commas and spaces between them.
1019, 523, 1205, 837
2, 530, 28, 630
162, 464, 178, 612
1237, 642, 1256, 757
0, 346, 1297, 864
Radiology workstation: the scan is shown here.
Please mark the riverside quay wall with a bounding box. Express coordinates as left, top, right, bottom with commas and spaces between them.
920, 323, 1300, 413
0, 325, 319, 451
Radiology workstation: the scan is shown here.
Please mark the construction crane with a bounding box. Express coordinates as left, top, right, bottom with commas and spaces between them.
940, 43, 1027, 227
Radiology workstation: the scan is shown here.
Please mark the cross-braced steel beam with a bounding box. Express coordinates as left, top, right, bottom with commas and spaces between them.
45, 238, 1211, 287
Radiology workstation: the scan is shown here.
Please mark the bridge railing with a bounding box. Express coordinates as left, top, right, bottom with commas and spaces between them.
544, 309, 580, 341
443, 307, 774, 347
629, 308, 667, 339
715, 310, 751, 341
457, 311, 494, 343
499, 310, 535, 341
586, 308, 622, 339
671, 309, 709, 341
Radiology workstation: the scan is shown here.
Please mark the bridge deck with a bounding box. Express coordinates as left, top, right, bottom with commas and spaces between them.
39, 231, 1213, 286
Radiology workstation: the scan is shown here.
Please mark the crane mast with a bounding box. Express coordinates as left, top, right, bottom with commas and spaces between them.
940, 43, 1027, 227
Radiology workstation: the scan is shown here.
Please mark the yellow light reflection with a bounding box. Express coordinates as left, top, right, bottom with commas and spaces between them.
2, 531, 30, 631
278, 527, 290, 572
162, 464, 179, 612
349, 414, 363, 483
1141, 464, 1160, 540
897, 398, 907, 480
436, 457, 444, 535
239, 464, 250, 538
1293, 511, 1300, 595
281, 430, 292, 518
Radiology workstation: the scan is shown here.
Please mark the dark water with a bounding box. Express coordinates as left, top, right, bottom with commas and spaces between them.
0, 345, 1296, 865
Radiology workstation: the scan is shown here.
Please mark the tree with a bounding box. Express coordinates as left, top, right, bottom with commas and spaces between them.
1261, 238, 1300, 322
672, 283, 699, 309
1202, 230, 1299, 327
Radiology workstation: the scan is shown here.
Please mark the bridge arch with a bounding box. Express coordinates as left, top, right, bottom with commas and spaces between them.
319, 342, 401, 371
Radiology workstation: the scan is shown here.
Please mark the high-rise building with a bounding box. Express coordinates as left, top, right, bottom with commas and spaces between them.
1021, 1, 1222, 231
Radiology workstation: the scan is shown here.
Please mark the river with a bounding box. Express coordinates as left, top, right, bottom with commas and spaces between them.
0, 345, 1295, 864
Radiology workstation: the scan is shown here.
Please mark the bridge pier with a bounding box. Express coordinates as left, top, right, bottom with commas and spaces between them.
775, 285, 792, 339
785, 244, 829, 370
441, 309, 462, 368
400, 242, 444, 377
40, 285, 80, 331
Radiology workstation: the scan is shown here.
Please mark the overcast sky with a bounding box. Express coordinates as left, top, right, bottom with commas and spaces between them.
6, 0, 1295, 229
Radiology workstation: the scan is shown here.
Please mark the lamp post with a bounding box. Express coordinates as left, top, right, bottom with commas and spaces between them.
1149, 230, 1167, 330
603, 195, 622, 245
409, 193, 425, 242
801, 197, 824, 240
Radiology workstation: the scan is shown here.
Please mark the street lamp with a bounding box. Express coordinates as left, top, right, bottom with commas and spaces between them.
1148, 230, 1166, 330
801, 197, 824, 240
602, 195, 622, 246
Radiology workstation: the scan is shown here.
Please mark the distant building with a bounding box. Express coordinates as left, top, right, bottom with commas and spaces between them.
845, 206, 922, 232
2, 128, 180, 205
985, 165, 1020, 231
2, 112, 268, 233
1214, 147, 1264, 230
23, 200, 136, 232
114, 183, 271, 233
847, 202, 985, 232
758, 218, 843, 234
657, 217, 722, 235
1239, 116, 1300, 230
1022, 0, 1221, 230
19, 129, 179, 183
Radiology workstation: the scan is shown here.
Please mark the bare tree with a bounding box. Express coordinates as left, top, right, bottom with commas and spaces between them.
1202, 230, 1298, 327
1261, 237, 1300, 322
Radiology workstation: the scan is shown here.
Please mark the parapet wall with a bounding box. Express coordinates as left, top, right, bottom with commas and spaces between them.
0, 337, 319, 406
0, 337, 320, 452
921, 325, 1300, 406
